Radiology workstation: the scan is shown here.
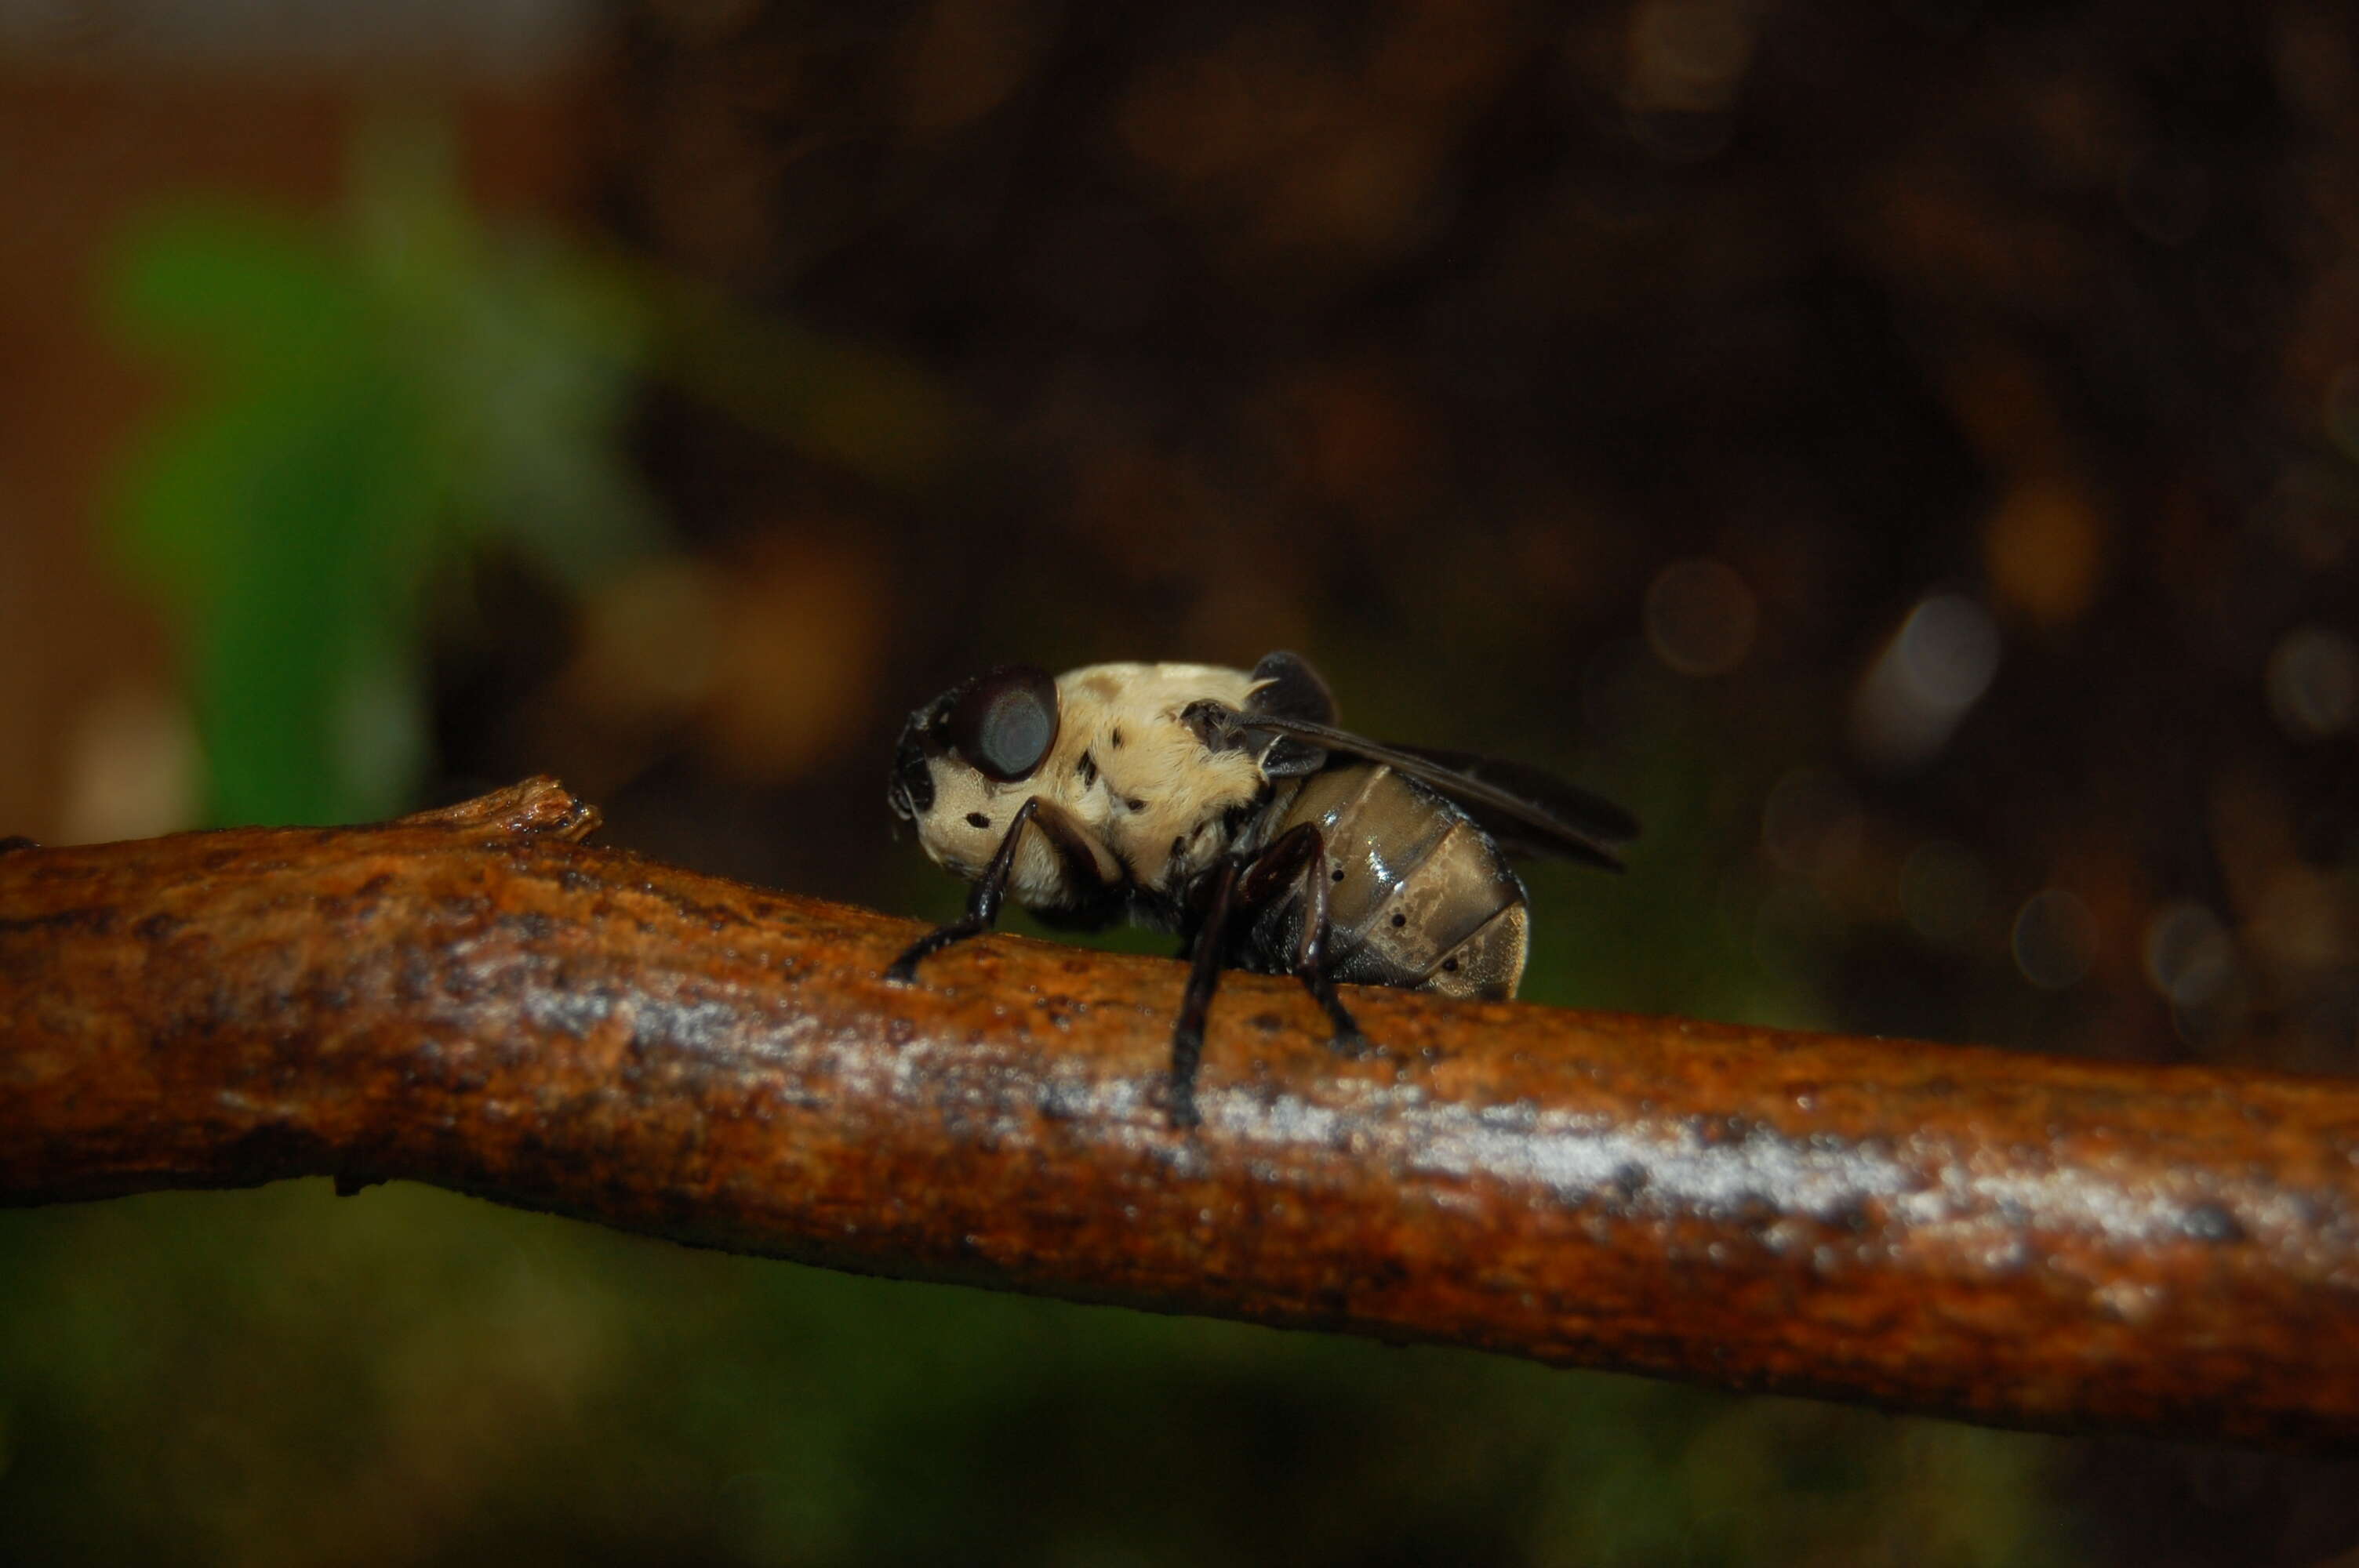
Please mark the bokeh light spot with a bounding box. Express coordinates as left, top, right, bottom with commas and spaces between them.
1643, 557, 1757, 677
1983, 477, 2109, 627
1852, 593, 2001, 768
2142, 901, 2236, 1009
2265, 623, 2358, 739
1625, 0, 1757, 114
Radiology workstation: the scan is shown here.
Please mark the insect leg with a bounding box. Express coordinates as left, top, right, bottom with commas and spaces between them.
1167, 856, 1245, 1129
1241, 823, 1370, 1057
885, 796, 1041, 983
1236, 820, 1368, 1051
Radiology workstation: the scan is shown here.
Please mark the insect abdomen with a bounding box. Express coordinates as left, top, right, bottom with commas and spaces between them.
1276, 764, 1529, 999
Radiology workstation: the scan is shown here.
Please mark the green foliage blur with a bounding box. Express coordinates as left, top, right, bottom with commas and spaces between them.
0, 1181, 2068, 1566
105, 114, 655, 826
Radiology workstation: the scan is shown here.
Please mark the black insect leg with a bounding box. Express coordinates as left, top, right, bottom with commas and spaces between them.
1241, 823, 1369, 1058
886, 797, 1041, 983
1166, 856, 1240, 1130
1294, 890, 1372, 1059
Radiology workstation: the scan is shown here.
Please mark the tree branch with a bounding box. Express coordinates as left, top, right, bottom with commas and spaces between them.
5, 778, 2357, 1448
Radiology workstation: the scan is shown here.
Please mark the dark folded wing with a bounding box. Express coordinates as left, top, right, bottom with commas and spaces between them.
1383, 746, 1639, 863
1227, 712, 1637, 870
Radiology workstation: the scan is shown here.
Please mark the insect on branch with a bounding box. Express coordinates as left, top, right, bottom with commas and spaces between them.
5, 778, 2359, 1450
883, 655, 1642, 1126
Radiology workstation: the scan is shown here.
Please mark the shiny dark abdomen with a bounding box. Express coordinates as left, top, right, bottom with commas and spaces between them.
1249, 764, 1529, 999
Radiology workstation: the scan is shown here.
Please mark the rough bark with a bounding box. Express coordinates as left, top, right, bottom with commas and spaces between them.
3, 779, 2356, 1448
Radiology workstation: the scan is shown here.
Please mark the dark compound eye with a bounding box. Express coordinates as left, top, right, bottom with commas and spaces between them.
942, 665, 1060, 782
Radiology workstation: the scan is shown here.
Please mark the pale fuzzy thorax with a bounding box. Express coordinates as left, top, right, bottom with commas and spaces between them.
911, 662, 1269, 909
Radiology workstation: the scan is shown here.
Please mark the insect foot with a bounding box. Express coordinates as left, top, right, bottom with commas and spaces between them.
1158, 1072, 1202, 1131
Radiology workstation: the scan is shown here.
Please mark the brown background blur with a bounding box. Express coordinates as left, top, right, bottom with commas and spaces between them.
3, 2, 2357, 1563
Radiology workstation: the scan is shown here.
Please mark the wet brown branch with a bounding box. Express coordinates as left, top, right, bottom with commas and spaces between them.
4, 778, 2357, 1447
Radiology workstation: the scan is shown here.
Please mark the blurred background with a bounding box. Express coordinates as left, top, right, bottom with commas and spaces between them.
4, 0, 2358, 1562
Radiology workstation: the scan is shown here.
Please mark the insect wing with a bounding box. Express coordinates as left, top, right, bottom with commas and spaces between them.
1381, 745, 1638, 863
1226, 712, 1636, 870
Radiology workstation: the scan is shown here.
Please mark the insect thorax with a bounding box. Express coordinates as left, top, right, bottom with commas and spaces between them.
912, 662, 1270, 911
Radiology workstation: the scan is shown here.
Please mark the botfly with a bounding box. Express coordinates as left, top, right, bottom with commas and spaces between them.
885, 652, 1636, 1125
